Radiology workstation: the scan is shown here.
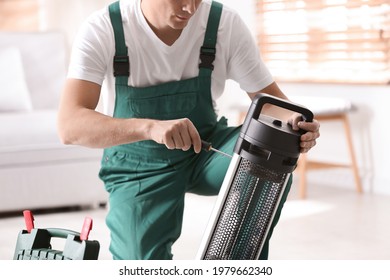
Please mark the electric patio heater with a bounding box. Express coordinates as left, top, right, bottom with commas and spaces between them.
197, 93, 313, 260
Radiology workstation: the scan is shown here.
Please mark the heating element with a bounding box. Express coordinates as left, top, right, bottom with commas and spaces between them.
197, 93, 313, 260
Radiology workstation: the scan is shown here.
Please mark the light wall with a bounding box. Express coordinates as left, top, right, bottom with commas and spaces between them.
38, 0, 112, 50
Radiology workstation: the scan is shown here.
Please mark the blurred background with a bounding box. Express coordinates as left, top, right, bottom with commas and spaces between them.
0, 0, 389, 260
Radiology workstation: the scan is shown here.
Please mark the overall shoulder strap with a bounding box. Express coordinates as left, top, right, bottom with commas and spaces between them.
108, 1, 130, 79
199, 1, 223, 76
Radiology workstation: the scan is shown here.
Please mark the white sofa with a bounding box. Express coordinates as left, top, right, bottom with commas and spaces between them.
0, 31, 107, 212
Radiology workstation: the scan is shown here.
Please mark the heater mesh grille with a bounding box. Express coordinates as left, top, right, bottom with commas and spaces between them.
203, 158, 288, 260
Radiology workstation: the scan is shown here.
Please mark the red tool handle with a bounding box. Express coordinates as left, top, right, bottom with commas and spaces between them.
80, 217, 93, 241
23, 210, 35, 233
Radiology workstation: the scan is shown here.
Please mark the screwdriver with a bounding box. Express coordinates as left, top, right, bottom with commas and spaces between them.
201, 140, 232, 158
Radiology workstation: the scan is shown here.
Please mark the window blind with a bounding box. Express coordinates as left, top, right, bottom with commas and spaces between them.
256, 0, 390, 84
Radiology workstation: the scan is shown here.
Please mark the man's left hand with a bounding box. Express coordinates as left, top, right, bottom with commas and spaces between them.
289, 113, 320, 153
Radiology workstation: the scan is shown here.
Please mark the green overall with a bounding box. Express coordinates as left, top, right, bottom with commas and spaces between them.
99, 1, 292, 260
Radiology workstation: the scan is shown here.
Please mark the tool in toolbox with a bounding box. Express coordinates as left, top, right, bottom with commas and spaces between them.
14, 210, 100, 260
197, 93, 313, 260
201, 140, 232, 158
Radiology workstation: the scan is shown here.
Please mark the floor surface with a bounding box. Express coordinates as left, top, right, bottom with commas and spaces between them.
1, 181, 389, 260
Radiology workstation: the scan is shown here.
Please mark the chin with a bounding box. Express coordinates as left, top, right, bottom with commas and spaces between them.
170, 16, 190, 29
171, 22, 188, 30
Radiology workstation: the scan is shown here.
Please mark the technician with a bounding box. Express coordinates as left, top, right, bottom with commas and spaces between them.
57, 0, 320, 260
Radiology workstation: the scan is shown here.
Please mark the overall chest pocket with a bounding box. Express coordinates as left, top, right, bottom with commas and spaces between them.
129, 91, 198, 120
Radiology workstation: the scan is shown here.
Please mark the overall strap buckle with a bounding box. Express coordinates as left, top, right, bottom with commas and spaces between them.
199, 46, 216, 70
113, 55, 130, 77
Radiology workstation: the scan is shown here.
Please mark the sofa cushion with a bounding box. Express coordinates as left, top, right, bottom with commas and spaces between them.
0, 47, 33, 112
0, 31, 67, 110
0, 110, 102, 166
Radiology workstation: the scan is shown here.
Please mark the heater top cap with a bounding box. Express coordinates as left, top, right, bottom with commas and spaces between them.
234, 93, 314, 172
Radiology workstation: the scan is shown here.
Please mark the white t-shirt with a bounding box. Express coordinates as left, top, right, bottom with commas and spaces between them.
67, 0, 273, 116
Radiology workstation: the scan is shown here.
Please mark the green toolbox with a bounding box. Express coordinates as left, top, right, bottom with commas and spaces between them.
14, 210, 100, 260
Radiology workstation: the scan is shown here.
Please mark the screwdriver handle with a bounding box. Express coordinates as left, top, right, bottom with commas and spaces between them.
201, 140, 212, 152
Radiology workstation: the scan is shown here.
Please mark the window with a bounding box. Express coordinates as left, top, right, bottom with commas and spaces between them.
256, 0, 390, 84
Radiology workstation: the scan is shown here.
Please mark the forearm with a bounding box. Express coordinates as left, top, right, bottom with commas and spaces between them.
57, 78, 156, 149
58, 107, 154, 149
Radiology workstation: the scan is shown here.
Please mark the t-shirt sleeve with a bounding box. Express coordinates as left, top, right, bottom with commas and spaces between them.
226, 13, 274, 93
67, 11, 113, 86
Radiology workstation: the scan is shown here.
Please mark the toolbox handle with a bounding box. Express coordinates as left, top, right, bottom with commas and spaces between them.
241, 93, 314, 132
44, 218, 93, 241
45, 228, 81, 239
23, 211, 93, 241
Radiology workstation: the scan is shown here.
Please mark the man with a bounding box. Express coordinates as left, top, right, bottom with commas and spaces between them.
57, 0, 320, 260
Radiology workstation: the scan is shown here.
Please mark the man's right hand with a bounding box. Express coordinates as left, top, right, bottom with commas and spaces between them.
147, 118, 202, 153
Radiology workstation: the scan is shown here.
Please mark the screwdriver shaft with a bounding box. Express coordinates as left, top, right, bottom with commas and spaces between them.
210, 147, 232, 158
201, 140, 232, 158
